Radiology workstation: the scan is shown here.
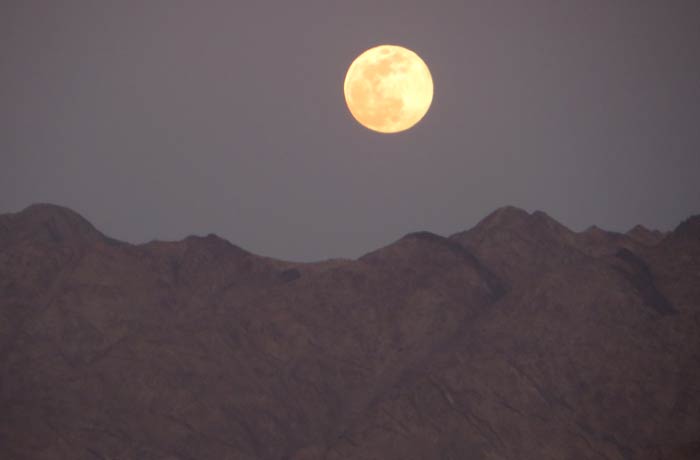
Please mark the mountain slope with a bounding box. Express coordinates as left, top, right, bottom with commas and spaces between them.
0, 204, 698, 460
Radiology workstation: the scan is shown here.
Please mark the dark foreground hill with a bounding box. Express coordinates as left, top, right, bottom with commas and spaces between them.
1, 204, 698, 459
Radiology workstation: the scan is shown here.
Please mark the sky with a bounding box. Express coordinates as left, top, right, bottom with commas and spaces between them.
2, 1, 700, 261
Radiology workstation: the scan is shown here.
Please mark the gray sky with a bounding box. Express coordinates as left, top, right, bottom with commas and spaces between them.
3, 1, 699, 261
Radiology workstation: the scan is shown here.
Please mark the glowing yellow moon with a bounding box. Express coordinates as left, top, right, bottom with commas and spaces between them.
344, 45, 434, 133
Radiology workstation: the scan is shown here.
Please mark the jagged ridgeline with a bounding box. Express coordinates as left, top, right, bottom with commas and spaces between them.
1, 204, 699, 459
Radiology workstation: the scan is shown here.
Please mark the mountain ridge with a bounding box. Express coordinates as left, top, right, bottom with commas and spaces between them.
2, 202, 682, 261
1, 203, 698, 460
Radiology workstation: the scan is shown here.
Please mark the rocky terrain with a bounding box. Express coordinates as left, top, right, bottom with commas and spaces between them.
1, 204, 698, 459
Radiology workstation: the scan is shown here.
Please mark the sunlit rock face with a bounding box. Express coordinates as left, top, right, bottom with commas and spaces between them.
1, 204, 699, 460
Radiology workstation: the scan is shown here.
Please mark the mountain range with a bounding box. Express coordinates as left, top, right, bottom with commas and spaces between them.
1, 204, 698, 459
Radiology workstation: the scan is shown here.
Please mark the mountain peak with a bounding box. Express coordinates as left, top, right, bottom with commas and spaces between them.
448, 206, 581, 284
582, 224, 605, 234
476, 205, 531, 228
183, 232, 250, 257
451, 206, 574, 245
1, 203, 103, 246
626, 224, 666, 246
363, 230, 468, 263
21, 203, 90, 221
673, 215, 700, 239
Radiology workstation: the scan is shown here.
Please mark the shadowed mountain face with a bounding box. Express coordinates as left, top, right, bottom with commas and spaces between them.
1, 205, 698, 460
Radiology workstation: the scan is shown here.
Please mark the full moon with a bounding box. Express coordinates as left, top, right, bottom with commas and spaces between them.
344, 45, 433, 134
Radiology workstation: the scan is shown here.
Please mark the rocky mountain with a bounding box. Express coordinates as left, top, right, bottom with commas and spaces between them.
1, 204, 698, 460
